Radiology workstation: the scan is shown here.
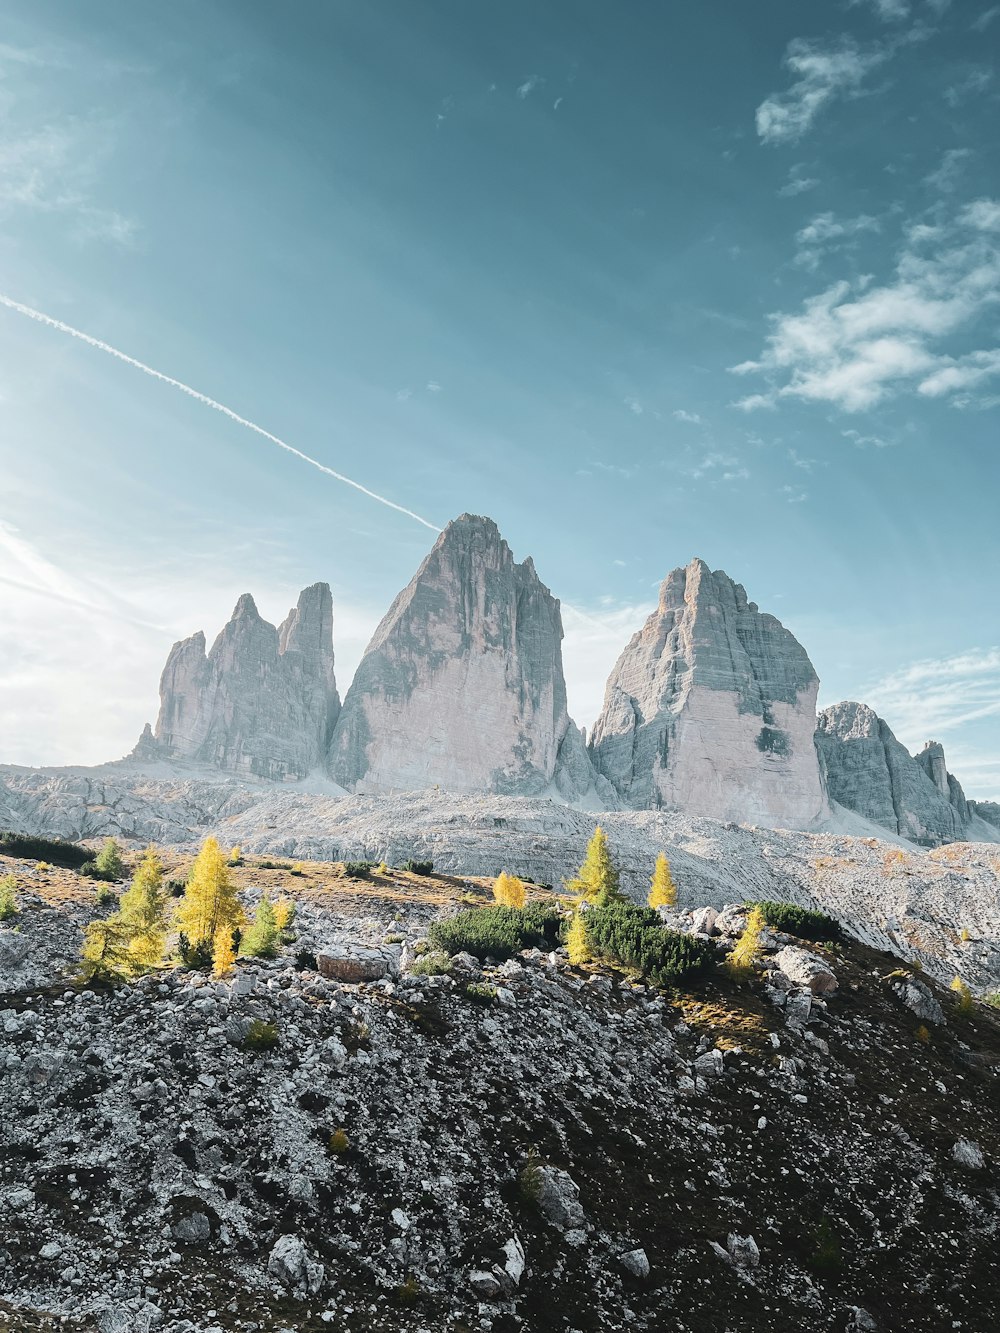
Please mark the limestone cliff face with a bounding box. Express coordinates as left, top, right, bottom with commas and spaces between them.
816, 705, 969, 846
589, 559, 829, 827
138, 584, 340, 781
327, 515, 611, 802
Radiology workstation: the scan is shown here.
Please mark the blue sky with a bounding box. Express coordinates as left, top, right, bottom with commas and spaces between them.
1, 0, 998, 799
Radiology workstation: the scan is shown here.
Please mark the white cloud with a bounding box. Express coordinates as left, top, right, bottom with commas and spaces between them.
794, 210, 880, 269
852, 0, 911, 19
562, 601, 654, 732
685, 452, 749, 481
841, 427, 892, 448
924, 148, 972, 194
0, 520, 382, 767
781, 485, 808, 503
971, 5, 1000, 31
960, 198, 1000, 231
755, 37, 890, 145
516, 75, 543, 100
778, 167, 820, 198
624, 396, 644, 416
944, 67, 993, 106
729, 202, 1000, 411
863, 649, 1000, 753
672, 408, 702, 424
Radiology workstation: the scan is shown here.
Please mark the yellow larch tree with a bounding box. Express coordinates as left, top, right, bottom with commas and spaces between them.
212, 926, 237, 978
950, 975, 973, 1014
725, 905, 765, 982
566, 911, 590, 966
174, 837, 245, 963
273, 896, 295, 931
565, 826, 623, 905
493, 871, 527, 909
116, 845, 167, 969
648, 853, 678, 910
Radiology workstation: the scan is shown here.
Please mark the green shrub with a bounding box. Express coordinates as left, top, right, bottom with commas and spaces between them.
0, 831, 95, 869
585, 901, 716, 985
464, 981, 497, 1005
94, 884, 119, 908
408, 950, 453, 977
167, 879, 186, 898
0, 875, 19, 922
256, 859, 292, 871
343, 861, 374, 878
178, 933, 213, 971
429, 904, 560, 961
750, 900, 841, 942
402, 859, 434, 876
242, 1020, 279, 1052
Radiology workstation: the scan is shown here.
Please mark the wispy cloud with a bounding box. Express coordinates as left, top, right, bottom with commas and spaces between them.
924, 147, 973, 194
685, 452, 749, 481
562, 600, 654, 731
516, 75, 544, 100
755, 37, 891, 145
729, 200, 1000, 412
672, 408, 703, 424
778, 165, 820, 197
863, 649, 1000, 752
624, 396, 644, 416
852, 0, 911, 18
971, 5, 1000, 31
944, 66, 993, 106
794, 210, 881, 269
781, 484, 808, 503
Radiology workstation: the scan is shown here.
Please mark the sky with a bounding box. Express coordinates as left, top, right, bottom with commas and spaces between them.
0, 0, 998, 799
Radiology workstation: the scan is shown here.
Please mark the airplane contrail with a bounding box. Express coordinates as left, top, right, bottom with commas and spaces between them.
0, 292, 440, 532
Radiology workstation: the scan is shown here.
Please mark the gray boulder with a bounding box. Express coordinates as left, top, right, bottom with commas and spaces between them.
892, 976, 945, 1025
773, 946, 838, 995
534, 1165, 585, 1230
267, 1233, 325, 1295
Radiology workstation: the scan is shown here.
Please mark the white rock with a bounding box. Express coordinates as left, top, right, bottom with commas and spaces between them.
952, 1138, 984, 1169
267, 1234, 325, 1295
619, 1247, 650, 1279
774, 946, 838, 995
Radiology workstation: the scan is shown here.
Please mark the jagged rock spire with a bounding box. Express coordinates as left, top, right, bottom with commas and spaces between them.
136, 584, 340, 780
589, 558, 828, 826
327, 514, 611, 801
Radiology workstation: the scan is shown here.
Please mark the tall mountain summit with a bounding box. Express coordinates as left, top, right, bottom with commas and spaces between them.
134, 582, 339, 781
589, 559, 829, 827
327, 514, 608, 802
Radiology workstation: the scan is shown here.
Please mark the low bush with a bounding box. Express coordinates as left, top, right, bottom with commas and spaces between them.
242, 1020, 279, 1052
79, 861, 118, 883
167, 879, 187, 898
750, 900, 841, 942
94, 884, 119, 908
0, 831, 95, 869
464, 981, 497, 1005
402, 859, 434, 876
256, 859, 291, 871
408, 950, 453, 977
428, 903, 559, 961
343, 861, 374, 878
328, 1127, 349, 1154
585, 901, 716, 985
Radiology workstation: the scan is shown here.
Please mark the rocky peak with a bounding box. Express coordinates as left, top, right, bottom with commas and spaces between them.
327, 514, 611, 802
589, 558, 828, 825
136, 585, 340, 781
815, 704, 977, 845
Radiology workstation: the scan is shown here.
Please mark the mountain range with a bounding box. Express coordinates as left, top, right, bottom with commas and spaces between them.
119, 513, 996, 847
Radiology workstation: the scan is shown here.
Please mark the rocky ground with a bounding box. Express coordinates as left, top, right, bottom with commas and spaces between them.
1, 850, 1000, 1333
2, 766, 999, 991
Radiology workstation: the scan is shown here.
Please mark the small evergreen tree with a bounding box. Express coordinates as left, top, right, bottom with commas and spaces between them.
94, 837, 125, 880
565, 826, 623, 905
566, 910, 590, 965
0, 874, 19, 922
242, 894, 279, 958
493, 871, 526, 909
213, 927, 237, 978
726, 905, 765, 982
648, 853, 677, 910
173, 836, 245, 962
950, 974, 973, 1014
